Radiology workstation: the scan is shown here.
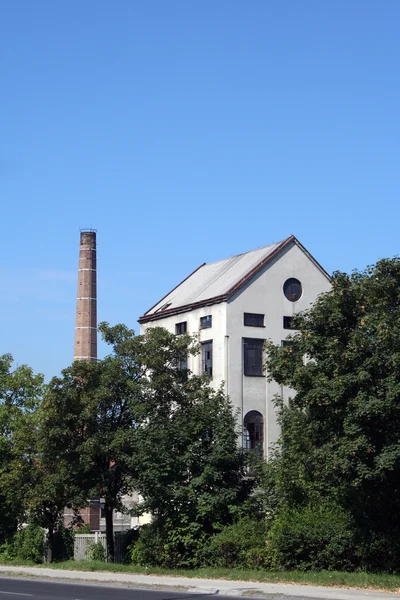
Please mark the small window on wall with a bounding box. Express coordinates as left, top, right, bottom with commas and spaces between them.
283, 316, 295, 329
243, 338, 264, 376
200, 315, 212, 329
244, 313, 264, 327
201, 341, 213, 377
283, 278, 302, 302
178, 354, 188, 381
175, 322, 187, 335
243, 410, 264, 456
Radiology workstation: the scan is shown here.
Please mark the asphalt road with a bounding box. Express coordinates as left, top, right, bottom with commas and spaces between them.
0, 577, 245, 600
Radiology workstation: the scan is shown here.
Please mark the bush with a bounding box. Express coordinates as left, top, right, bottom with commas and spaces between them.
9, 524, 44, 563
199, 518, 268, 568
115, 529, 139, 564
244, 546, 277, 570
86, 540, 106, 562
130, 521, 208, 569
267, 501, 357, 571
130, 524, 165, 567
53, 526, 74, 562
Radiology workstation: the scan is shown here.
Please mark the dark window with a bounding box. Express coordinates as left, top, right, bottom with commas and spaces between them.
244, 312, 264, 327
283, 278, 302, 302
201, 341, 213, 377
244, 411, 264, 456
175, 322, 187, 335
200, 315, 212, 329
243, 338, 264, 376
283, 316, 294, 329
178, 353, 188, 381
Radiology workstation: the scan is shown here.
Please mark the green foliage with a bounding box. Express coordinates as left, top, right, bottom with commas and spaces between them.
74, 523, 91, 534
199, 518, 268, 568
86, 541, 106, 562
52, 526, 74, 562
0, 355, 44, 545
134, 378, 250, 567
265, 258, 400, 570
268, 502, 357, 571
130, 524, 165, 567
7, 524, 44, 564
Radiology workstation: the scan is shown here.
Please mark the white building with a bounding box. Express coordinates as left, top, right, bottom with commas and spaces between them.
139, 235, 331, 459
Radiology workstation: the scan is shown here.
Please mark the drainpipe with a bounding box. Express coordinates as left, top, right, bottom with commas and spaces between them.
224, 335, 229, 397
241, 337, 244, 447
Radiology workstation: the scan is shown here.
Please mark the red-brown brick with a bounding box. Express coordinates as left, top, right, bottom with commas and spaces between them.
74, 230, 97, 362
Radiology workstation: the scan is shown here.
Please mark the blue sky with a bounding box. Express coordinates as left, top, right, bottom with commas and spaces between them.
1, 1, 399, 378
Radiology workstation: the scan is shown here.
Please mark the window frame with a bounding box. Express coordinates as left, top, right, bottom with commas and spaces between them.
283, 316, 295, 329
243, 338, 265, 377
283, 278, 302, 302
243, 410, 264, 456
201, 340, 213, 378
200, 315, 212, 329
244, 312, 265, 327
175, 321, 187, 335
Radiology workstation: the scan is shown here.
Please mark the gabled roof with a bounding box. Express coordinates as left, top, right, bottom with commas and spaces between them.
139, 235, 330, 323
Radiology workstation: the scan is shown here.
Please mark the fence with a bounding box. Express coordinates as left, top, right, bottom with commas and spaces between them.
74, 531, 132, 563
74, 533, 106, 561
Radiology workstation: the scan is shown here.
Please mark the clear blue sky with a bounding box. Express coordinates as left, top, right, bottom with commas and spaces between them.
1, 1, 399, 378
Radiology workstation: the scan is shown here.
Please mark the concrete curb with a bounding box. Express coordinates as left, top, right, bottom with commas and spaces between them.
0, 565, 399, 599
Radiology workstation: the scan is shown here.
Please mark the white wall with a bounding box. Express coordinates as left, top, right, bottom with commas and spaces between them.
140, 303, 227, 391
140, 241, 331, 458
226, 241, 331, 457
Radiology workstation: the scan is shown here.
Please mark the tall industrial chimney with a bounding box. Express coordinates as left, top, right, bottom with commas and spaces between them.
74, 230, 97, 362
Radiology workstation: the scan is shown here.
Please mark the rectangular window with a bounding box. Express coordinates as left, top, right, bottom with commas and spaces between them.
201, 341, 213, 377
243, 338, 264, 376
244, 313, 264, 327
178, 353, 188, 380
175, 321, 187, 335
283, 316, 294, 329
200, 315, 212, 329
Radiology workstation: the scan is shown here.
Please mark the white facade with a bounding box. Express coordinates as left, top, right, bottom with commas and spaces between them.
139, 236, 331, 458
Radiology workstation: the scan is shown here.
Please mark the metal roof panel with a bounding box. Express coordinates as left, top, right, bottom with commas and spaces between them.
146, 242, 281, 316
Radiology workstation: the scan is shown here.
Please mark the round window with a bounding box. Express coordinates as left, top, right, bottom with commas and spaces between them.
283, 278, 302, 302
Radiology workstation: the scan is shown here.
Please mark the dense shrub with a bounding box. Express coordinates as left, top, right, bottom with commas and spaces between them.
267, 501, 357, 571
4, 523, 45, 563
130, 524, 165, 567
115, 529, 140, 564
86, 540, 106, 562
199, 518, 268, 568
52, 526, 74, 562
130, 521, 208, 569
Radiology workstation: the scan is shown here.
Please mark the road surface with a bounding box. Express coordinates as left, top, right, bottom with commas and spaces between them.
0, 577, 244, 600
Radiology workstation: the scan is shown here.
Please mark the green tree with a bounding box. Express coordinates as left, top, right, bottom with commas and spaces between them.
265, 259, 400, 569
41, 323, 198, 562
134, 379, 249, 566
43, 323, 248, 565
0, 354, 44, 544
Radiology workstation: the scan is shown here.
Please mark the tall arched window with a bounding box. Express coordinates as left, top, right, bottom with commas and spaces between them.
243, 410, 264, 456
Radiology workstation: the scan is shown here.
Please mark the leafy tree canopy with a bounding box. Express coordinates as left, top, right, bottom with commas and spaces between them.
265, 258, 400, 569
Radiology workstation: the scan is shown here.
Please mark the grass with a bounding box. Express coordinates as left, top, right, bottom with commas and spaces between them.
1, 559, 400, 592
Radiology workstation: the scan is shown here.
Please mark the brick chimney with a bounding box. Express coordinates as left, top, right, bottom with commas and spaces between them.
68, 230, 101, 532
74, 230, 97, 362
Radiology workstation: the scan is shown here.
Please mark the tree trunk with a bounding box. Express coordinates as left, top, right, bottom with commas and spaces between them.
104, 503, 114, 562
46, 526, 54, 563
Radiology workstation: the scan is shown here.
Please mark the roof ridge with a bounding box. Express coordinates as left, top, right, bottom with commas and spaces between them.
204, 241, 283, 267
